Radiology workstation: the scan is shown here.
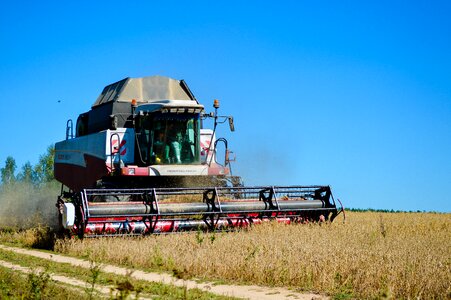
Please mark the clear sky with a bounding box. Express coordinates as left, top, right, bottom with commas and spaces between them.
0, 1, 450, 212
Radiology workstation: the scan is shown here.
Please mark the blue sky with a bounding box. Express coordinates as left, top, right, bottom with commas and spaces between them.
0, 1, 450, 212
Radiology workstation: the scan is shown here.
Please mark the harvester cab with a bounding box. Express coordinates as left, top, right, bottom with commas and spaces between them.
55, 76, 342, 237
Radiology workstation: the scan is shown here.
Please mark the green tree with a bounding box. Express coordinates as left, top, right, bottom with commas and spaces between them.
1, 156, 16, 185
33, 145, 55, 184
17, 161, 34, 183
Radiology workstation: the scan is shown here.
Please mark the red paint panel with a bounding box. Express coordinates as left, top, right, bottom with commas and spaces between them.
207, 163, 230, 176
55, 154, 109, 191
120, 167, 149, 176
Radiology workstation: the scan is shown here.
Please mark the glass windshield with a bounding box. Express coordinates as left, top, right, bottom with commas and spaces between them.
136, 113, 200, 165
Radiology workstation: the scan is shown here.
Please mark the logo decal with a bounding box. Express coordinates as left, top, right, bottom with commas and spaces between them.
112, 139, 127, 155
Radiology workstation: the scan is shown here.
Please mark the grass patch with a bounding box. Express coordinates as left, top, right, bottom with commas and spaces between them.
0, 264, 88, 300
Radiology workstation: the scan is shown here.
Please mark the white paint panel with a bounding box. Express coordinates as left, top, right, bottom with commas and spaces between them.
106, 129, 135, 165
149, 165, 208, 176
200, 129, 216, 164
55, 128, 135, 167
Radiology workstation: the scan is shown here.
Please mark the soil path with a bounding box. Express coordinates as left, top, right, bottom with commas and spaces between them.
0, 244, 328, 300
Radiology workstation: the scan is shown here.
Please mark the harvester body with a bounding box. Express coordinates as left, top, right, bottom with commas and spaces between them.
55, 76, 340, 237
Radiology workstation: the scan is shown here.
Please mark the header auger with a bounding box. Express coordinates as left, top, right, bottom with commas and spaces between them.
54, 76, 343, 237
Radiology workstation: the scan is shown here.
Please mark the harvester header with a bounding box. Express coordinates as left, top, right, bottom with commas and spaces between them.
55, 75, 342, 237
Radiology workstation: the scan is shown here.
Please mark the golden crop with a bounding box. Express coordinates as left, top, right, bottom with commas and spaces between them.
55, 211, 450, 299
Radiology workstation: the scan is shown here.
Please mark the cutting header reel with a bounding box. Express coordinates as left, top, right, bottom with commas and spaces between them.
58, 185, 340, 238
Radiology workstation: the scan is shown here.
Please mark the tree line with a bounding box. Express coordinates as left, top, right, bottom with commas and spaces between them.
0, 146, 55, 186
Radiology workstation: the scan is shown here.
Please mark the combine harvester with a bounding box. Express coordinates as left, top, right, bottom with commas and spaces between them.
55, 76, 343, 237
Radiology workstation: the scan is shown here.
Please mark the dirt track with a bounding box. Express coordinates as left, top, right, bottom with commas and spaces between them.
0, 244, 327, 300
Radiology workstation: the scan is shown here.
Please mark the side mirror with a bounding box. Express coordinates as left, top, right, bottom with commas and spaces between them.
228, 117, 235, 132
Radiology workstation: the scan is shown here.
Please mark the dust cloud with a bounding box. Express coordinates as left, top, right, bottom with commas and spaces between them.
0, 182, 60, 229
235, 147, 298, 186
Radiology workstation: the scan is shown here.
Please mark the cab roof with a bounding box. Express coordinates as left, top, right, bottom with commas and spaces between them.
92, 76, 198, 108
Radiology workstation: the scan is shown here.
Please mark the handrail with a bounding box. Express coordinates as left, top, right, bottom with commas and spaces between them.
213, 137, 229, 167
66, 119, 74, 140
109, 133, 122, 173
